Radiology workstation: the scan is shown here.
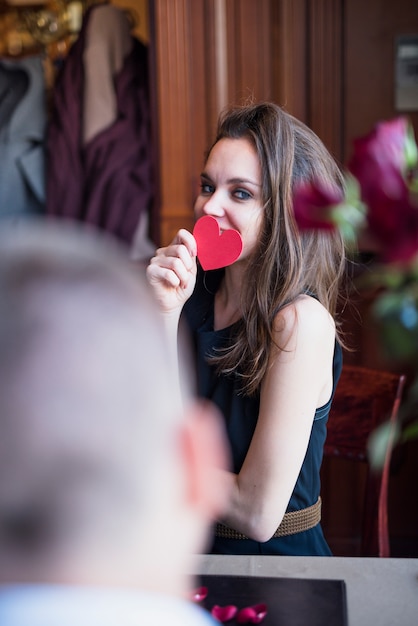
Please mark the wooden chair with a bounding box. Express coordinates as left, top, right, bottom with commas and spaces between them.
323, 364, 406, 557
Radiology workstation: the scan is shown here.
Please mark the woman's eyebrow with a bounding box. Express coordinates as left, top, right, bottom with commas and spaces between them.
227, 177, 261, 187
200, 172, 260, 187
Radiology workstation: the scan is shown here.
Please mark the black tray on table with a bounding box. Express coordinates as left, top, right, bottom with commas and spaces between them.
198, 574, 348, 626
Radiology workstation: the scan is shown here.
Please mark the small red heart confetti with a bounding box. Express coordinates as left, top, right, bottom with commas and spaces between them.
193, 216, 243, 270
211, 604, 238, 623
190, 586, 208, 602
236, 603, 268, 624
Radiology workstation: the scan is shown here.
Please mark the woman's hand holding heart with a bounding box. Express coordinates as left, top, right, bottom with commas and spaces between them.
146, 228, 198, 316
147, 217, 243, 317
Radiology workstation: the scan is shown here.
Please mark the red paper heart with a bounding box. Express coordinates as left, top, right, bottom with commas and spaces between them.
211, 604, 238, 622
193, 216, 243, 270
236, 604, 268, 624
190, 586, 208, 603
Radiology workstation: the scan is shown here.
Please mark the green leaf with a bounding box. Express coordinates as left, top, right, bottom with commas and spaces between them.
373, 292, 407, 317
405, 120, 418, 170
401, 420, 418, 443
368, 420, 400, 470
331, 174, 367, 246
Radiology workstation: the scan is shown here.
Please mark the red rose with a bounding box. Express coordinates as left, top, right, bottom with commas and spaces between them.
366, 184, 418, 263
292, 180, 343, 231
347, 117, 418, 263
348, 117, 411, 206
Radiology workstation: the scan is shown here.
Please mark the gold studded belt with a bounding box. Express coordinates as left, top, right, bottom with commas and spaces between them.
215, 497, 322, 540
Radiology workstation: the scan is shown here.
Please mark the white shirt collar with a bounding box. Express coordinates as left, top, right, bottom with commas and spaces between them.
0, 584, 216, 626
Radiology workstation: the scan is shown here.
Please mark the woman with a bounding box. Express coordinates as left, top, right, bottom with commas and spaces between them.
147, 102, 346, 555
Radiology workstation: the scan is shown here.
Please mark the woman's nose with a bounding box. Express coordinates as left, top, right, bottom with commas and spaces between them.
202, 191, 225, 217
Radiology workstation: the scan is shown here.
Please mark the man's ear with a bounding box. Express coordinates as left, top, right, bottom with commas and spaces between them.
179, 400, 231, 520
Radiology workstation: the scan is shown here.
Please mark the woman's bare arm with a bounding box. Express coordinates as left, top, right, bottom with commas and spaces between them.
216, 295, 336, 542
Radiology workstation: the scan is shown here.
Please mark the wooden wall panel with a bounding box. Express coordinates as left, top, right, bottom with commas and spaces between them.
308, 0, 343, 160
224, 0, 273, 104
152, 0, 232, 245
152, 0, 198, 245
344, 0, 418, 162
270, 0, 309, 122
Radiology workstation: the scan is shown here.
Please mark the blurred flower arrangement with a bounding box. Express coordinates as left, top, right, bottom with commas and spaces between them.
293, 115, 418, 463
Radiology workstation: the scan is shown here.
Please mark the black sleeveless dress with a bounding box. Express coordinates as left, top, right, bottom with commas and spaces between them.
183, 269, 342, 555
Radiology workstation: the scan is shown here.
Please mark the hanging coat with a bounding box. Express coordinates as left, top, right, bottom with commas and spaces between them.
0, 55, 46, 219
46, 3, 154, 246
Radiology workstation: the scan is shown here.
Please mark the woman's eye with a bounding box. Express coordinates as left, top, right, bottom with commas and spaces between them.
233, 189, 251, 200
200, 183, 214, 194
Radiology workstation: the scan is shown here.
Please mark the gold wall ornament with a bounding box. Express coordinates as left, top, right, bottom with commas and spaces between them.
21, 0, 70, 45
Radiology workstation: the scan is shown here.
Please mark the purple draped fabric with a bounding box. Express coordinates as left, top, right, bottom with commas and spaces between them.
46, 5, 153, 244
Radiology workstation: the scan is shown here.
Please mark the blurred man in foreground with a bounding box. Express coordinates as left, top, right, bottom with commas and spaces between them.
0, 220, 229, 626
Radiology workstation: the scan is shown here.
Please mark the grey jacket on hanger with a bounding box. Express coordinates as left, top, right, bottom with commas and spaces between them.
0, 55, 46, 219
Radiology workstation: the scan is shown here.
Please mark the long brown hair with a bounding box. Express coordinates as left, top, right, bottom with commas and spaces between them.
208, 102, 346, 395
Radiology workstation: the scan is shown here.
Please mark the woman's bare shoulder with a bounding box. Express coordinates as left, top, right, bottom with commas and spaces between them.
273, 294, 335, 350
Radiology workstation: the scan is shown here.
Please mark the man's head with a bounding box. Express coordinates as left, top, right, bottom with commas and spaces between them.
0, 220, 228, 594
